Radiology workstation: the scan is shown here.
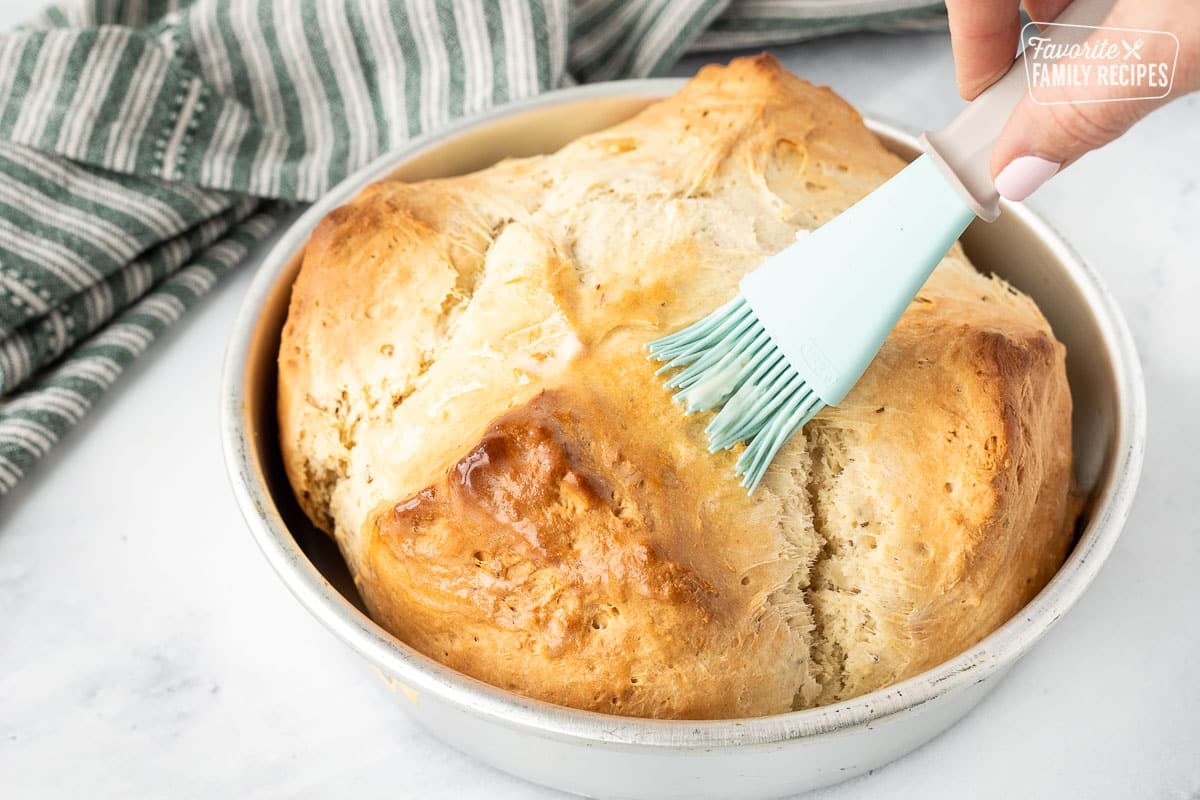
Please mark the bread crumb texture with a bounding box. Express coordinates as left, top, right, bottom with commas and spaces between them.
278, 55, 1075, 719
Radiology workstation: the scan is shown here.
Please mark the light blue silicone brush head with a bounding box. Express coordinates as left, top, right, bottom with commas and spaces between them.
648, 296, 825, 491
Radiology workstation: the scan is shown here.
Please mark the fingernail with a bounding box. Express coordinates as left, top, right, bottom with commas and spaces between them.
994, 156, 1061, 202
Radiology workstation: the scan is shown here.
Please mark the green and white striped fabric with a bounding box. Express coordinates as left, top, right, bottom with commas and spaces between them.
0, 0, 947, 495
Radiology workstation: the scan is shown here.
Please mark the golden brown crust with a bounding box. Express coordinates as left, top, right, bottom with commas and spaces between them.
278, 54, 1075, 718
366, 390, 807, 718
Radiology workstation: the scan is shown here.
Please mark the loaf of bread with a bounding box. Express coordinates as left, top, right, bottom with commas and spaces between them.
278, 55, 1075, 719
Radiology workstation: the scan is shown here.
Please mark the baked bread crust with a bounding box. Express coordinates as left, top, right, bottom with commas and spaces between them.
278, 55, 1074, 719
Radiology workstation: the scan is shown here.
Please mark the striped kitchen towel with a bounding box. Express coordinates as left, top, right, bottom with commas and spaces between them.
0, 0, 946, 495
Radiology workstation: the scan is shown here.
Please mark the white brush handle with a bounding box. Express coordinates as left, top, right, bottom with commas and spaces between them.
920, 0, 1115, 221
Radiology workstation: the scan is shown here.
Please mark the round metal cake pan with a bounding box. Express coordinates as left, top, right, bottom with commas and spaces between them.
220, 79, 1146, 799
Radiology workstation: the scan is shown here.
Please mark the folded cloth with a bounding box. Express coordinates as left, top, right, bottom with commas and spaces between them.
0, 0, 946, 495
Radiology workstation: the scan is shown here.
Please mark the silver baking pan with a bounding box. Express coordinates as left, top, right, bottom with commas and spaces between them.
220, 79, 1146, 799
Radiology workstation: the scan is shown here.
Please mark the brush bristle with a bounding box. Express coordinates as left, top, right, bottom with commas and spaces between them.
647, 296, 825, 492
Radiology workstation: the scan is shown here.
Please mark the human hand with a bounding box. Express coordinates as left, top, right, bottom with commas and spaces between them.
945, 0, 1200, 200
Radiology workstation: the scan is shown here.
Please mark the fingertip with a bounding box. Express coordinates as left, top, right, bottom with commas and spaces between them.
952, 54, 1007, 101
958, 64, 1009, 101
955, 77, 981, 102
945, 0, 1024, 103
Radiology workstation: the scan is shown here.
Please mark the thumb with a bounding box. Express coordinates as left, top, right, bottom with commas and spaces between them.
990, 92, 1165, 201
991, 0, 1200, 202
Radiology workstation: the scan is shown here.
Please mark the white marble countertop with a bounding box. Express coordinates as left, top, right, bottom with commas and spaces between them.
2, 7, 1198, 799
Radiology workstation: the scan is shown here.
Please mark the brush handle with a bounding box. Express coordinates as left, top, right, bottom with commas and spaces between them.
920, 0, 1115, 221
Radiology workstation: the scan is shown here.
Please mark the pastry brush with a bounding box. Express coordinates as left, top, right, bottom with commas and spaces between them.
649, 0, 1110, 492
